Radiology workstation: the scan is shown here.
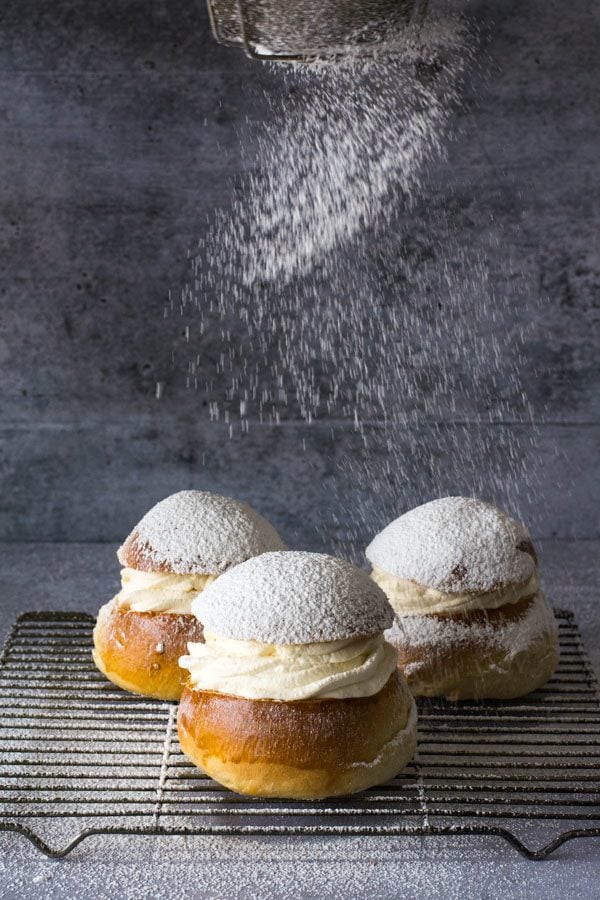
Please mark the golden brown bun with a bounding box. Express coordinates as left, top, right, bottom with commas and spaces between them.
391, 595, 559, 701
93, 599, 204, 700
118, 532, 172, 573
177, 670, 416, 799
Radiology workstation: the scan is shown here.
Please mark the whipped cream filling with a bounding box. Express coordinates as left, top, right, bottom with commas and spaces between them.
115, 567, 217, 614
371, 565, 539, 616
179, 631, 398, 701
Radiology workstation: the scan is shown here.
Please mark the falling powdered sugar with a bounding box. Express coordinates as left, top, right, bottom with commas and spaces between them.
166, 12, 545, 564
172, 15, 475, 428
231, 19, 468, 287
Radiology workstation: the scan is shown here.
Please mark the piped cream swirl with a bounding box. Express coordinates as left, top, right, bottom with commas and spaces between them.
179, 631, 398, 701
115, 567, 216, 614
371, 566, 539, 616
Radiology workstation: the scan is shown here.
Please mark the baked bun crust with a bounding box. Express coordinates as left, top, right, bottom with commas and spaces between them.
177, 670, 417, 799
389, 595, 559, 701
93, 600, 204, 700
118, 538, 173, 574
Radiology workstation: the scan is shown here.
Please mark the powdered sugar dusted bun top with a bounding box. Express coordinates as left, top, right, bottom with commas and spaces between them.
118, 491, 286, 575
192, 551, 394, 644
366, 497, 536, 594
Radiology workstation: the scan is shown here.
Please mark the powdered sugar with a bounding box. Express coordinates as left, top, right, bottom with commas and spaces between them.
122, 491, 286, 575
235, 21, 465, 287
386, 592, 558, 656
366, 497, 535, 593
172, 16, 473, 428
192, 551, 394, 644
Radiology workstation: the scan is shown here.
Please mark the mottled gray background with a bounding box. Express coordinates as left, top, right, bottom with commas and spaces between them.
0, 0, 598, 549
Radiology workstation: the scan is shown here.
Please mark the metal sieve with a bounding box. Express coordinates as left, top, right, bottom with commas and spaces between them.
206, 0, 430, 62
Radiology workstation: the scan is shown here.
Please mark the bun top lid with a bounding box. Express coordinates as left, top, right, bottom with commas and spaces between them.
117, 490, 286, 575
192, 550, 394, 644
366, 496, 536, 593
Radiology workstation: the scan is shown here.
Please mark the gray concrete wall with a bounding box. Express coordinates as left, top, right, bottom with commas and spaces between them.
0, 0, 598, 548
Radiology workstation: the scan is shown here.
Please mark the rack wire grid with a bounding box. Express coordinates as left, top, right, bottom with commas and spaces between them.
1, 609, 599, 860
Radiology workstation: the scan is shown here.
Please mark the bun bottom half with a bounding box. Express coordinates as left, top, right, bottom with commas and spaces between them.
93, 599, 204, 700
177, 670, 417, 799
389, 594, 560, 701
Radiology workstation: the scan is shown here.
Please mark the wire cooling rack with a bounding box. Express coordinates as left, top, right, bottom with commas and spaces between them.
0, 610, 599, 860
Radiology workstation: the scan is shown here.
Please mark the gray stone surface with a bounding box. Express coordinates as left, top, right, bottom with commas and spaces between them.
0, 0, 599, 542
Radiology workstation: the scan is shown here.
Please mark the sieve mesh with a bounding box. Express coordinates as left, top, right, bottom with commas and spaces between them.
206, 0, 429, 61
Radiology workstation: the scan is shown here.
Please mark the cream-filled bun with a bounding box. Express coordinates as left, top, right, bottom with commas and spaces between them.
366, 497, 559, 700
178, 551, 417, 799
93, 491, 286, 700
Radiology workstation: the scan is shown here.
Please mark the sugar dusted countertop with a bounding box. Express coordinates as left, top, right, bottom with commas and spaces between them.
0, 541, 599, 899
